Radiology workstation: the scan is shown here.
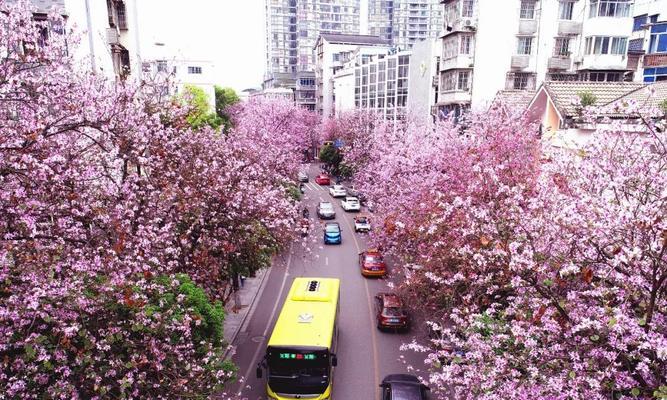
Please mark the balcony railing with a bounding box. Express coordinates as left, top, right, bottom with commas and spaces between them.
558, 20, 582, 36
518, 20, 537, 35
643, 53, 667, 67
511, 55, 530, 69
548, 56, 571, 70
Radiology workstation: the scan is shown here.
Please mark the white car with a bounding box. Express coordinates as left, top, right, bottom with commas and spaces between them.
354, 215, 371, 232
329, 184, 347, 198
341, 196, 361, 212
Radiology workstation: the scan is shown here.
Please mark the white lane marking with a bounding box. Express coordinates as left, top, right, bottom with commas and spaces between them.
319, 196, 324, 202
306, 183, 317, 191
238, 243, 293, 396
325, 256, 329, 266
340, 212, 381, 399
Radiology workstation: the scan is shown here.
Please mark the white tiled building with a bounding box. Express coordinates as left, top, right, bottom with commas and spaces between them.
436, 0, 636, 116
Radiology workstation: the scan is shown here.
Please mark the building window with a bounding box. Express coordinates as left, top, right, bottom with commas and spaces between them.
558, 1, 574, 20
584, 36, 628, 55
648, 24, 667, 53
512, 73, 532, 89
588, 0, 631, 18
517, 36, 533, 55
633, 14, 648, 31
554, 37, 571, 56
443, 36, 458, 59
188, 66, 202, 74
587, 71, 621, 81
460, 34, 472, 54
520, 1, 535, 19
156, 60, 168, 73
457, 70, 470, 90
643, 67, 667, 82
461, 0, 474, 18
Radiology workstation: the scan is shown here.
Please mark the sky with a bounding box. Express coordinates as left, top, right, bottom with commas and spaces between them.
138, 0, 266, 93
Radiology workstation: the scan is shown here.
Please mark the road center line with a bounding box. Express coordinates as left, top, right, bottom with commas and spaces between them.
325, 256, 328, 266
340, 211, 381, 399
237, 243, 293, 396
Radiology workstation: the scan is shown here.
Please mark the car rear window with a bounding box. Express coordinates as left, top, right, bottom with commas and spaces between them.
365, 255, 382, 263
382, 307, 403, 317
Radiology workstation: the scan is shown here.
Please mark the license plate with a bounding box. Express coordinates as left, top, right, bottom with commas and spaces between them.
389, 318, 399, 323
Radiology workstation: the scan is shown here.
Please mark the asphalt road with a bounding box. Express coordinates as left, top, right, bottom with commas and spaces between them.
229, 164, 430, 400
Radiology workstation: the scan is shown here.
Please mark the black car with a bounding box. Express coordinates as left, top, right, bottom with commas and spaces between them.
380, 374, 430, 400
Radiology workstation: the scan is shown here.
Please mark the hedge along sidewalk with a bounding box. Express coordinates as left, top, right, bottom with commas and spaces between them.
222, 265, 271, 360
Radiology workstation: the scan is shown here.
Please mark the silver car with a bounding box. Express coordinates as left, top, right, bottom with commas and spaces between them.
317, 201, 336, 219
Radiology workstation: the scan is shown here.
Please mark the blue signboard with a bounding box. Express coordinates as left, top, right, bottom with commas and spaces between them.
333, 139, 344, 148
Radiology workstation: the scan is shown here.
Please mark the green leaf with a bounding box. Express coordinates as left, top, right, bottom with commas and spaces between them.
568, 371, 576, 379
630, 387, 640, 397
543, 279, 553, 287
589, 335, 600, 342
24, 344, 36, 360
607, 317, 617, 328
638, 317, 646, 326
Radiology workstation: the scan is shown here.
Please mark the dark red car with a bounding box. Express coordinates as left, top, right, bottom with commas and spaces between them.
359, 249, 387, 277
315, 173, 331, 185
374, 293, 409, 331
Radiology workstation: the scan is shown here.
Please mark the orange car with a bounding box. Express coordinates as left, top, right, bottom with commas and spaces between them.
359, 249, 387, 277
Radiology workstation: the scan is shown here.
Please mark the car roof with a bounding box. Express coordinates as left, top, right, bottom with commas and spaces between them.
378, 293, 402, 307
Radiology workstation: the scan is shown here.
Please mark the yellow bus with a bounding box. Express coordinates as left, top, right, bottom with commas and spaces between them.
256, 277, 340, 400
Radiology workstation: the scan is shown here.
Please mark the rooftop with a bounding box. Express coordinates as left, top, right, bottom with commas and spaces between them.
541, 81, 646, 117
317, 33, 391, 47
607, 81, 667, 111
492, 90, 537, 111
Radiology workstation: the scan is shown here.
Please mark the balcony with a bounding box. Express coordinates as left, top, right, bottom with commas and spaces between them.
440, 54, 474, 71
548, 56, 571, 70
437, 90, 472, 105
511, 55, 530, 69
518, 20, 537, 35
558, 20, 582, 36
643, 53, 667, 67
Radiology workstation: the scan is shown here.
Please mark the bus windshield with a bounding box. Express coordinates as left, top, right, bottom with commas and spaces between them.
267, 346, 330, 394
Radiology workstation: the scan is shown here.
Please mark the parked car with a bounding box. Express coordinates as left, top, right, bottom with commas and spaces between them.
317, 202, 336, 219
341, 196, 361, 212
323, 222, 342, 245
380, 374, 430, 400
298, 171, 309, 182
354, 215, 371, 232
315, 173, 331, 185
359, 249, 386, 277
329, 184, 347, 198
374, 293, 409, 331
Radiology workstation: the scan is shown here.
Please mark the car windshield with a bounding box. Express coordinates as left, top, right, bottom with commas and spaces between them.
346, 198, 358, 203
356, 217, 368, 223
320, 203, 333, 211
325, 225, 339, 233
391, 384, 422, 400
383, 307, 403, 317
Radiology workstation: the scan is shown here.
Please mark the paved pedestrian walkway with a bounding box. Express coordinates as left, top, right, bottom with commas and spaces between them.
222, 268, 268, 359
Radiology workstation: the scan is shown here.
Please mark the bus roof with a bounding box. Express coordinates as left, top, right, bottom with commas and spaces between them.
268, 277, 340, 349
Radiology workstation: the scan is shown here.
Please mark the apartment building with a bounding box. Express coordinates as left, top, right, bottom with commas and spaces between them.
264, 0, 361, 92
629, 0, 667, 82
142, 60, 217, 110
10, 0, 141, 80
315, 33, 391, 117
368, 0, 444, 50
436, 0, 635, 115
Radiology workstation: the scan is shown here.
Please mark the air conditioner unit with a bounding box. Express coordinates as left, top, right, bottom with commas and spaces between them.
463, 19, 475, 29
573, 55, 584, 63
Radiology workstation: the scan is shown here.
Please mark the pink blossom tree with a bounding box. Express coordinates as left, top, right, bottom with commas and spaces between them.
331, 104, 666, 398
0, 3, 318, 397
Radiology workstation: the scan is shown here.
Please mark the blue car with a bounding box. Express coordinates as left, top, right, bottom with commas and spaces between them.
323, 222, 342, 244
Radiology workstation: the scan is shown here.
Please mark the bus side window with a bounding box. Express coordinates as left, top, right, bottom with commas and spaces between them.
383, 386, 391, 400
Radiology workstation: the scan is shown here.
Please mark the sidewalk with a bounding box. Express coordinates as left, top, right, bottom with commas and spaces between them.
222, 268, 269, 359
